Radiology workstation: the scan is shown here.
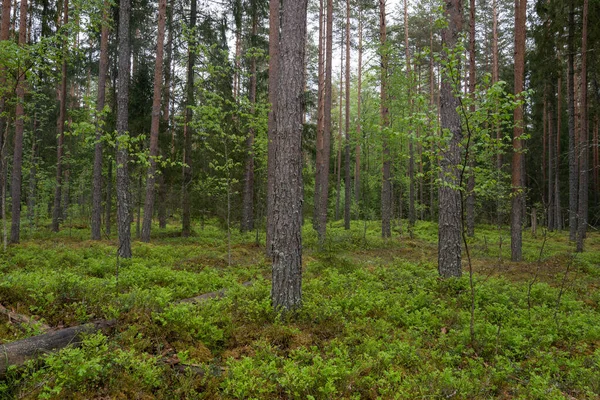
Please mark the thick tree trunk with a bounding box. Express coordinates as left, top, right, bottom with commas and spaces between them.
266, 0, 279, 258
9, 0, 27, 244
343, 0, 351, 230
380, 0, 391, 238
270, 0, 307, 312
116, 0, 132, 258
438, 0, 463, 277
52, 0, 69, 233
510, 0, 526, 262
576, 0, 589, 252
141, 0, 166, 242
567, 0, 578, 241
91, 1, 109, 241
466, 0, 476, 237
241, 10, 258, 233
181, 0, 196, 238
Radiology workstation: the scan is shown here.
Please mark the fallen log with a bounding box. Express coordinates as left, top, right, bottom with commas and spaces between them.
0, 281, 252, 376
0, 319, 116, 375
0, 304, 51, 333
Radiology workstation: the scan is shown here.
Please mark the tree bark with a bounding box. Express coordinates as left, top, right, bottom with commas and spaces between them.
343, 0, 351, 230
548, 99, 554, 231
313, 0, 325, 236
555, 76, 562, 230
241, 7, 259, 233
51, 0, 69, 233
380, 0, 391, 238
405, 0, 416, 229
181, 0, 196, 238
576, 0, 589, 252
354, 10, 362, 212
438, 0, 463, 277
9, 0, 27, 244
91, 1, 109, 241
141, 0, 166, 242
567, 0, 577, 241
510, 0, 526, 262
266, 0, 280, 258
116, 0, 132, 258
466, 0, 476, 237
0, 0, 11, 203
335, 36, 343, 222
270, 0, 307, 312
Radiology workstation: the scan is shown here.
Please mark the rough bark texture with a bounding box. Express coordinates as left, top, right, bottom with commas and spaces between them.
0, 0, 10, 201
511, 0, 526, 262
466, 0, 476, 237
576, 0, 588, 252
141, 0, 166, 242
270, 0, 307, 312
380, 0, 391, 239
567, 0, 577, 241
52, 0, 69, 233
91, 2, 109, 241
181, 0, 196, 238
116, 0, 132, 258
266, 0, 279, 258
0, 320, 116, 376
9, 0, 27, 244
343, 0, 351, 230
437, 0, 463, 278
241, 9, 258, 233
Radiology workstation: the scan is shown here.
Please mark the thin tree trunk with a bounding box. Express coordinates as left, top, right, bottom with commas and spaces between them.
576, 0, 589, 252
380, 0, 391, 238
354, 10, 362, 212
466, 0, 476, 237
405, 0, 415, 229
567, 0, 577, 241
343, 0, 351, 230
27, 115, 37, 229
438, 0, 463, 277
241, 8, 259, 233
116, 0, 132, 258
266, 0, 279, 258
0, 0, 11, 203
593, 116, 599, 206
313, 0, 325, 235
270, 0, 307, 312
9, 0, 27, 244
52, 0, 69, 233
91, 0, 109, 240
141, 0, 166, 242
335, 36, 343, 221
548, 99, 554, 231
555, 76, 562, 230
181, 0, 196, 237
510, 0, 526, 262
105, 160, 112, 236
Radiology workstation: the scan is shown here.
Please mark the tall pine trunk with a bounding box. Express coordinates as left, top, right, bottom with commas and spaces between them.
116, 0, 132, 257
91, 1, 109, 240
405, 0, 415, 229
510, 0, 526, 262
567, 0, 577, 241
313, 0, 325, 235
354, 10, 362, 212
9, 0, 27, 243
438, 0, 463, 277
181, 0, 196, 237
266, 0, 279, 257
466, 0, 476, 237
380, 0, 391, 238
52, 0, 69, 233
241, 6, 259, 233
141, 0, 166, 242
270, 0, 307, 312
576, 0, 589, 252
343, 0, 351, 230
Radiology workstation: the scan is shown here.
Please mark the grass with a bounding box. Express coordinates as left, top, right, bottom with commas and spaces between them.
1, 218, 599, 399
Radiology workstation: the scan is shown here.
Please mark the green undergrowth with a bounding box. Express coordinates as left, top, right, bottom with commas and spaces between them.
1, 220, 599, 399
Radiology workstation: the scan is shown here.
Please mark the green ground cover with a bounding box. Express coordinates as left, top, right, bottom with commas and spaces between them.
1, 220, 599, 399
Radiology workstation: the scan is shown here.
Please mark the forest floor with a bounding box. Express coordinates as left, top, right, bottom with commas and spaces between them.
1, 219, 600, 399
